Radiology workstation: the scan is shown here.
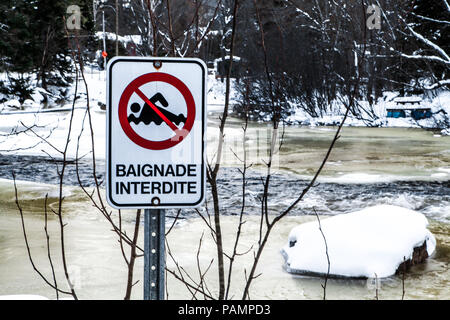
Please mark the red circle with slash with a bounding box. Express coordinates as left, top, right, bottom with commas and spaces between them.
118, 72, 195, 150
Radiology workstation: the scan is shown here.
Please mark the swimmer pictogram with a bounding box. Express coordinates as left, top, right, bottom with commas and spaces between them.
127, 92, 187, 126
118, 72, 196, 150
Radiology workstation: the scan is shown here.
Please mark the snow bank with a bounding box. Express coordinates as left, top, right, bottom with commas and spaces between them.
0, 107, 105, 159
207, 75, 238, 112
285, 90, 450, 132
282, 205, 436, 278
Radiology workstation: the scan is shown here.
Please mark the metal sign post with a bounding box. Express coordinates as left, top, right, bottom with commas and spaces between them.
106, 57, 206, 209
144, 209, 165, 300
106, 57, 206, 300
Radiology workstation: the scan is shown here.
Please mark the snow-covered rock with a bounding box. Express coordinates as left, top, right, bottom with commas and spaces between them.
282, 205, 436, 278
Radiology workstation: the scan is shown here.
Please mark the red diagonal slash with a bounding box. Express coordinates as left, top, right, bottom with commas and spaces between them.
134, 87, 179, 132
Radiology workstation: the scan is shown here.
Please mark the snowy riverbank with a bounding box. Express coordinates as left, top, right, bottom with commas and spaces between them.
284, 91, 450, 135
1, 66, 449, 135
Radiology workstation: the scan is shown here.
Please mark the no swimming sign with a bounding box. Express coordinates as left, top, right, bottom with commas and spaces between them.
106, 57, 206, 209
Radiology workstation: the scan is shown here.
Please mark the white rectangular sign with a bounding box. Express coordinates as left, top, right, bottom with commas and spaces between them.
106, 57, 206, 209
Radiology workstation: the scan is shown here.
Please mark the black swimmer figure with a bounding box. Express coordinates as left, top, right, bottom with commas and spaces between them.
128, 92, 187, 126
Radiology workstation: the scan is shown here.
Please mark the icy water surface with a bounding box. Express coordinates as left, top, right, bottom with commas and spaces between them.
207, 114, 450, 181
0, 114, 449, 299
0, 154, 448, 223
0, 180, 448, 300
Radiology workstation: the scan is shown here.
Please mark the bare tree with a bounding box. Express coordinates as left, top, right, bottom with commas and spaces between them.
12, 23, 147, 299
314, 208, 330, 300
11, 0, 378, 301
12, 29, 83, 298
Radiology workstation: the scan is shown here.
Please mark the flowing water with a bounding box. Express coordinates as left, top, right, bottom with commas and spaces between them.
0, 111, 448, 299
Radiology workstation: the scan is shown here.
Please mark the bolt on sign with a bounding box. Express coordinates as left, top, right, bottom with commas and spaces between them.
106, 57, 206, 209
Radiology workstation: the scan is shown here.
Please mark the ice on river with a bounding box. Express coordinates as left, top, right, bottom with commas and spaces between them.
282, 205, 436, 278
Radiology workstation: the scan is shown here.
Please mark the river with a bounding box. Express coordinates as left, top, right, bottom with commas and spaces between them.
0, 110, 448, 299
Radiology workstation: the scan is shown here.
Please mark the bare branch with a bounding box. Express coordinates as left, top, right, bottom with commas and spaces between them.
13, 173, 72, 296
313, 208, 330, 300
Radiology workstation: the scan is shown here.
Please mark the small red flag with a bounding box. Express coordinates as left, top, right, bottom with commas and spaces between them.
102, 51, 108, 58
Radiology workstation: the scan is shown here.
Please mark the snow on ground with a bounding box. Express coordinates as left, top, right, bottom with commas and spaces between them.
0, 64, 106, 113
0, 107, 105, 160
94, 32, 142, 46
1, 64, 449, 133
286, 90, 450, 134
207, 73, 238, 113
0, 70, 77, 113
0, 67, 241, 160
282, 205, 436, 278
0, 66, 107, 159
